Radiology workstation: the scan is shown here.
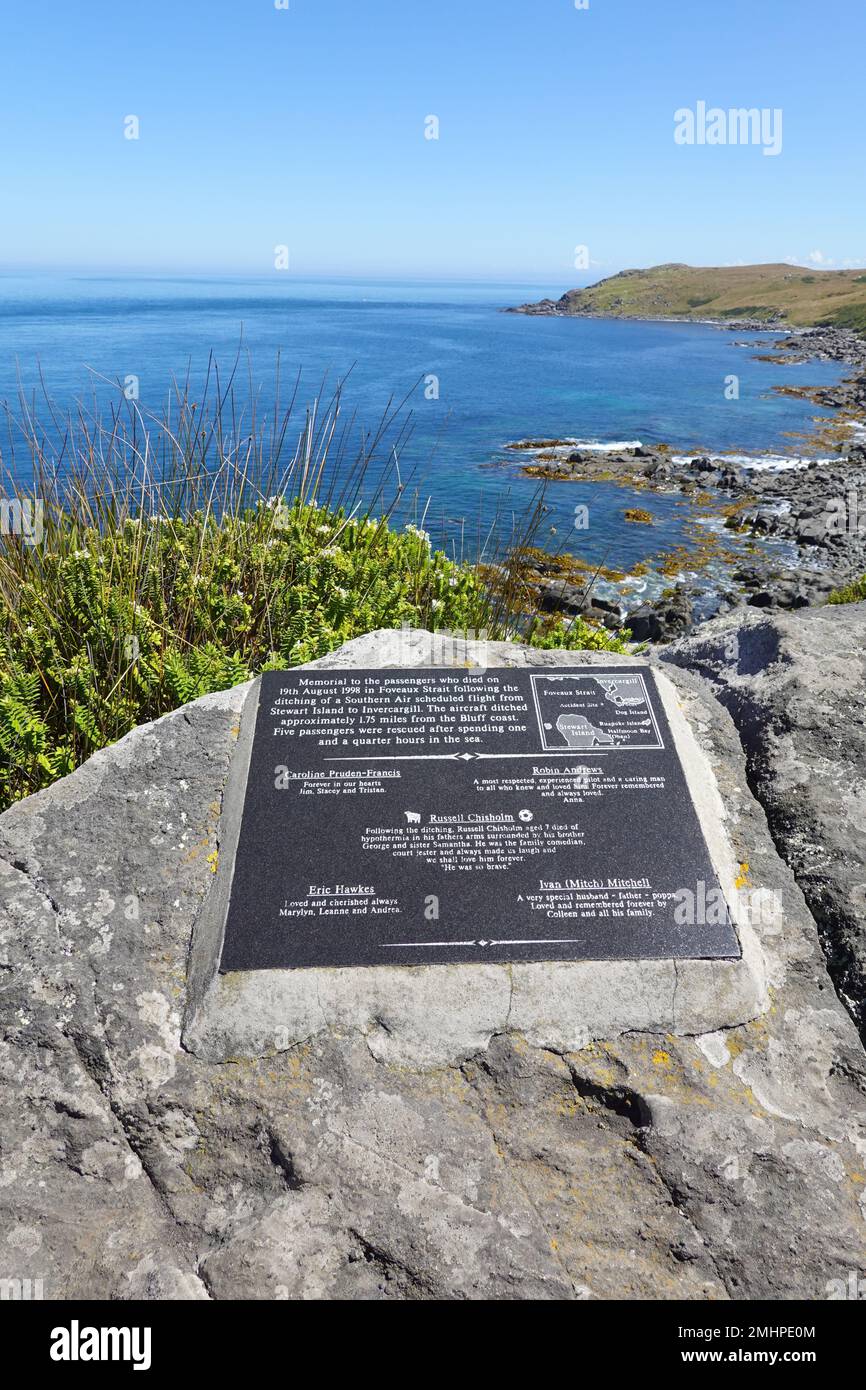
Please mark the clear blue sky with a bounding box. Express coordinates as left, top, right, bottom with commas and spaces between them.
0, 0, 862, 282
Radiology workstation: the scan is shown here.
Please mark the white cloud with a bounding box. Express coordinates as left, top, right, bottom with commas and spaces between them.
779, 250, 866, 270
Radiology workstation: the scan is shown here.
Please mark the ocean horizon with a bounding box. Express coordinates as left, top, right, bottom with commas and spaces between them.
0, 272, 848, 591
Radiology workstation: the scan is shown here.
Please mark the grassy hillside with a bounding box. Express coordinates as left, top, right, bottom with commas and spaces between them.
519, 263, 866, 331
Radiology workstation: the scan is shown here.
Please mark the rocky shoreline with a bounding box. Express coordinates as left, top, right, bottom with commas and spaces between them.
507, 301, 794, 332
507, 324, 866, 641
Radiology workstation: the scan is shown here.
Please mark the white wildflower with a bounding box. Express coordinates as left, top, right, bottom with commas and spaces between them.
404, 524, 431, 545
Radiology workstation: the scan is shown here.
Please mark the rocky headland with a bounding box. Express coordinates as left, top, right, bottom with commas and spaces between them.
507, 262, 866, 332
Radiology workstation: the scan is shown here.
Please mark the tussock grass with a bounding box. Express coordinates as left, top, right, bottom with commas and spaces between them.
0, 360, 627, 806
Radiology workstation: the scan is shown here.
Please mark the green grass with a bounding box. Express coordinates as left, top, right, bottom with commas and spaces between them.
0, 369, 628, 808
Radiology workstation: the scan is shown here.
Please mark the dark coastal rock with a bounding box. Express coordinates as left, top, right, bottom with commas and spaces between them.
746, 584, 806, 611
795, 516, 832, 546
625, 587, 693, 643
533, 576, 623, 629
588, 595, 622, 616
726, 566, 840, 613
535, 577, 587, 614
745, 507, 783, 534
774, 326, 866, 372
623, 605, 664, 642
641, 460, 671, 480
505, 297, 566, 317
522, 445, 660, 484
663, 602, 866, 1041
720, 465, 748, 487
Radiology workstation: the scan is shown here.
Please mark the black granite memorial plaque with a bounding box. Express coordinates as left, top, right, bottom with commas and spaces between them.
219, 667, 740, 971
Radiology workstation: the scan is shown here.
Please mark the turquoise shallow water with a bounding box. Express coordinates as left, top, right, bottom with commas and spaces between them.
0, 273, 847, 578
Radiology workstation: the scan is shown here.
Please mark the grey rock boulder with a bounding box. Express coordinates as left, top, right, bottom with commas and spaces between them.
0, 630, 864, 1300
663, 601, 866, 1039
625, 587, 693, 643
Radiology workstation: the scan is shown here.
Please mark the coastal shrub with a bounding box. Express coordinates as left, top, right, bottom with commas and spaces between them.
0, 504, 493, 800
522, 616, 631, 650
828, 574, 866, 604
823, 304, 866, 336
0, 375, 628, 806
719, 305, 776, 319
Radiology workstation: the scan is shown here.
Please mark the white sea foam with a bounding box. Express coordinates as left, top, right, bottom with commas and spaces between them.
512, 437, 843, 473
671, 451, 835, 472
574, 438, 644, 453
509, 437, 644, 455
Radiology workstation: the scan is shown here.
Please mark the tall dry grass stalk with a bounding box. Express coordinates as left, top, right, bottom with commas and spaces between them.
0, 360, 617, 805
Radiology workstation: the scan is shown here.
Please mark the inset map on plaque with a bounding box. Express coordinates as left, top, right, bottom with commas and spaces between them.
531, 673, 663, 751
219, 666, 741, 972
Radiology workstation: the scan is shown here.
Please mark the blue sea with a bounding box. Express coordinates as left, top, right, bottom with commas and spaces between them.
0, 273, 847, 594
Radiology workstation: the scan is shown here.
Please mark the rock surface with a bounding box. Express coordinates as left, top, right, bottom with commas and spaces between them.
625, 587, 693, 644
0, 630, 864, 1300
664, 601, 866, 1042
